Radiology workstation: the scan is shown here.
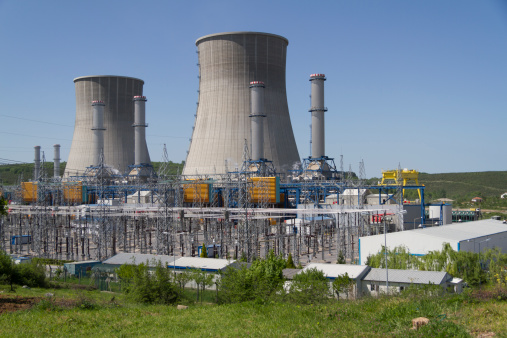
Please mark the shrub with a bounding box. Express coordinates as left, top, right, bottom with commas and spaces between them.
219, 250, 286, 303
286, 253, 296, 269
16, 261, 47, 288
286, 267, 331, 304
332, 272, 353, 299
116, 260, 178, 305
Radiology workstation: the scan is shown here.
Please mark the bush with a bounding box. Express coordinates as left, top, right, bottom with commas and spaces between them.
116, 260, 178, 305
286, 267, 330, 304
16, 261, 47, 288
0, 250, 47, 290
219, 250, 286, 303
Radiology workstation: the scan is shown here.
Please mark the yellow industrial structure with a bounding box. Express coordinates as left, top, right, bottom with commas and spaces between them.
21, 182, 37, 203
183, 179, 211, 204
380, 169, 422, 200
248, 177, 280, 204
63, 182, 83, 204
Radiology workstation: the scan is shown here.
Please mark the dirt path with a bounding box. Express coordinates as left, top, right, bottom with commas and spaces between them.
0, 294, 39, 314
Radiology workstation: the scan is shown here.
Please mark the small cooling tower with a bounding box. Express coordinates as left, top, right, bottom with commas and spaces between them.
64, 75, 150, 177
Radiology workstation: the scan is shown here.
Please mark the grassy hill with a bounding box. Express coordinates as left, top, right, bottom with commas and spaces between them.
418, 171, 507, 200
1, 284, 506, 336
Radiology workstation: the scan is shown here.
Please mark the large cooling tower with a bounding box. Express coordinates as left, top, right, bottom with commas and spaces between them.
183, 32, 300, 176
64, 75, 150, 177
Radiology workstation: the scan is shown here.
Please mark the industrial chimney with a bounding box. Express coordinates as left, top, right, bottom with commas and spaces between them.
309, 74, 327, 159
133, 96, 148, 165
183, 32, 300, 176
34, 146, 41, 181
53, 144, 61, 178
91, 100, 106, 166
249, 81, 266, 161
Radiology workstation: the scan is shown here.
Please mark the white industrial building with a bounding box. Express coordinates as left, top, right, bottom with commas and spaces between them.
359, 219, 507, 265
361, 268, 463, 296
299, 263, 370, 299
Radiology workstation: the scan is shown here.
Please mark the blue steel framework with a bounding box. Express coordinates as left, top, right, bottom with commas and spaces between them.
18, 178, 426, 226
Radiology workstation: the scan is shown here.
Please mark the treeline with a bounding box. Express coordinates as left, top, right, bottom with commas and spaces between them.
114, 251, 356, 306
0, 250, 47, 291
366, 243, 507, 287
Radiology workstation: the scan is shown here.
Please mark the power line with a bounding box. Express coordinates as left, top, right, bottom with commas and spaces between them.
0, 130, 71, 141
0, 114, 73, 127
0, 158, 29, 165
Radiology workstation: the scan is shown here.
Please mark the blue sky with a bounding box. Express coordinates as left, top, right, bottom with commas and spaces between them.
0, 0, 506, 178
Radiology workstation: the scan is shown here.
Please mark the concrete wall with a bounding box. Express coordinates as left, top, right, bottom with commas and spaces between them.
183, 32, 300, 176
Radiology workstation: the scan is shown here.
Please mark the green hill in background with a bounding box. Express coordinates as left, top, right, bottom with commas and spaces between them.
1, 163, 506, 205
418, 171, 507, 200
0, 161, 185, 186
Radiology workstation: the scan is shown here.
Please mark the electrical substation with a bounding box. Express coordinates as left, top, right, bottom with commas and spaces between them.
1, 32, 431, 266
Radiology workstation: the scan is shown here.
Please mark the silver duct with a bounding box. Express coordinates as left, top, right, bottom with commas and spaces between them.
53, 144, 60, 178
133, 96, 148, 165
34, 146, 41, 180
309, 73, 327, 158
249, 81, 266, 161
91, 100, 106, 166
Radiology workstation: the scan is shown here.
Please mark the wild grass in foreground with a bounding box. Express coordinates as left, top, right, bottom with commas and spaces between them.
3, 286, 506, 337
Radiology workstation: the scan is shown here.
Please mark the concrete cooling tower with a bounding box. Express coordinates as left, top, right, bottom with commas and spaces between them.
64, 75, 150, 178
183, 32, 300, 176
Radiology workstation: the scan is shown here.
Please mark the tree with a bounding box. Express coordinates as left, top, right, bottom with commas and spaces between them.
219, 250, 286, 303
336, 250, 346, 264
190, 268, 215, 302
173, 270, 192, 291
116, 260, 178, 304
286, 253, 296, 269
0, 196, 7, 216
332, 273, 353, 300
200, 243, 208, 258
288, 267, 330, 304
0, 250, 18, 291
239, 251, 247, 262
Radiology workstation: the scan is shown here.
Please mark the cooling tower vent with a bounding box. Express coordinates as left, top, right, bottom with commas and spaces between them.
249, 81, 265, 86
310, 74, 326, 79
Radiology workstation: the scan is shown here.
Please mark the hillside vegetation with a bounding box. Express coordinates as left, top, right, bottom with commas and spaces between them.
418, 171, 507, 200
0, 161, 185, 186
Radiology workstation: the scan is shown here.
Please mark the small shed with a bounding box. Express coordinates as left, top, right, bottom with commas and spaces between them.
297, 263, 371, 299
340, 189, 368, 206
126, 191, 155, 204
361, 268, 460, 296
170, 257, 238, 272
94, 253, 179, 273
64, 260, 101, 277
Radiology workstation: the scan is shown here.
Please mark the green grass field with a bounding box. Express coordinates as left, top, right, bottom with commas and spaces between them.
1, 284, 506, 337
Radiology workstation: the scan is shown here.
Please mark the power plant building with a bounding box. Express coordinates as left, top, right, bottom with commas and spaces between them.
64, 75, 150, 178
183, 32, 300, 176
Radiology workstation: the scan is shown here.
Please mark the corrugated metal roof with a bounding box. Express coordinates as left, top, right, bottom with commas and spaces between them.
102, 253, 179, 267
302, 263, 370, 279
65, 260, 100, 265
362, 219, 507, 243
363, 268, 450, 285
172, 257, 236, 271
283, 268, 301, 279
